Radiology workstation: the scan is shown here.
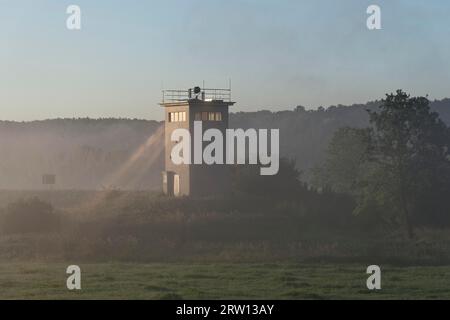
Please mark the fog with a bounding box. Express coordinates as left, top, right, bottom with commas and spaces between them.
0, 119, 164, 190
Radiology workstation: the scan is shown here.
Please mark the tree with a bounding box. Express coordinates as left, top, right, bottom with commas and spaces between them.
315, 90, 450, 238
368, 90, 450, 237
312, 127, 372, 195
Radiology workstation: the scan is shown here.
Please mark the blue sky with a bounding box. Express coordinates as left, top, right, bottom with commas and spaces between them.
1, 0, 450, 121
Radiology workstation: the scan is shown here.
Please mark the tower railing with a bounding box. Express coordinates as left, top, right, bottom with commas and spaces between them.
162, 87, 232, 103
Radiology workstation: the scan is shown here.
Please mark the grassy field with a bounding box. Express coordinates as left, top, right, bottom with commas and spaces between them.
0, 262, 449, 299
1, 191, 450, 299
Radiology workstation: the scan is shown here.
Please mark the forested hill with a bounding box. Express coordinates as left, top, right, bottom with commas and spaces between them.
1, 99, 449, 190
231, 99, 450, 179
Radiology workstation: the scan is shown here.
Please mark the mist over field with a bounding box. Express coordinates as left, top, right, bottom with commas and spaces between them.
0, 119, 164, 190
1, 99, 449, 191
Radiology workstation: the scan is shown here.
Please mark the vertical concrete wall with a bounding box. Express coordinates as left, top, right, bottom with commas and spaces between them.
164, 104, 191, 196
163, 100, 233, 197
188, 101, 231, 197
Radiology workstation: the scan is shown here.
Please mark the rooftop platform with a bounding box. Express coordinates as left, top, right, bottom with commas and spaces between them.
161, 86, 233, 105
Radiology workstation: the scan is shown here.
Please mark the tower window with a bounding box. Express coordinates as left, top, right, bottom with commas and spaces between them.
168, 111, 187, 122
193, 112, 223, 122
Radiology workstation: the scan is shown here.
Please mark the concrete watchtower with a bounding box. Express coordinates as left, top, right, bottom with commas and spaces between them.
161, 86, 235, 197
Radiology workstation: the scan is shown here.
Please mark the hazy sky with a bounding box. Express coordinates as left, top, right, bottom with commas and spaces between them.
1, 0, 450, 121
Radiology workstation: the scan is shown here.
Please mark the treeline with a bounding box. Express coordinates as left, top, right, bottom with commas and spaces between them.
313, 91, 450, 236
1, 98, 450, 190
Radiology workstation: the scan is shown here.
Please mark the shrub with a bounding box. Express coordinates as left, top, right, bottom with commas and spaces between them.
0, 197, 61, 234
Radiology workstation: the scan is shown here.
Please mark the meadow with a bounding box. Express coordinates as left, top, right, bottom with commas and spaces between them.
0, 262, 449, 300
1, 190, 450, 299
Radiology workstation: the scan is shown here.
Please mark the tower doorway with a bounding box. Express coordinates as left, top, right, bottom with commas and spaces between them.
174, 174, 180, 196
